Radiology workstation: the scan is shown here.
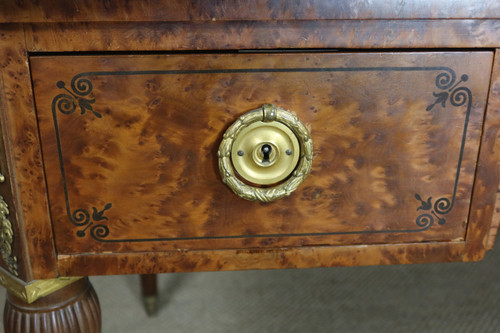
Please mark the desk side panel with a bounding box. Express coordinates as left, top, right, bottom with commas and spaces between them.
0, 24, 57, 280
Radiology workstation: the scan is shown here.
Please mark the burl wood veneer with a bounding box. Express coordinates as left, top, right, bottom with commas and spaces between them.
29, 52, 491, 254
1, 1, 500, 332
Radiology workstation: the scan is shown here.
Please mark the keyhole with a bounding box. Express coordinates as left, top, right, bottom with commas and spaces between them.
261, 144, 272, 164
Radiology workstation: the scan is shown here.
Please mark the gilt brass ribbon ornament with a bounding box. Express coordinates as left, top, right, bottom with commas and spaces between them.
0, 196, 18, 276
218, 104, 313, 202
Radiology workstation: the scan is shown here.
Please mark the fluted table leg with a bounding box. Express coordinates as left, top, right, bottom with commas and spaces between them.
3, 277, 101, 333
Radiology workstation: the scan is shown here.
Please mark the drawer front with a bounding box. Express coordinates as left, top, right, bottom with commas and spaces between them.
30, 52, 492, 255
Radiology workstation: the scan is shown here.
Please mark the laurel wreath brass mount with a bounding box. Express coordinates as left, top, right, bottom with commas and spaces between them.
218, 104, 313, 202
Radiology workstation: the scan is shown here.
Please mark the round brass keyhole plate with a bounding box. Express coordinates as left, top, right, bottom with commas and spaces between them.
231, 121, 300, 185
218, 104, 313, 202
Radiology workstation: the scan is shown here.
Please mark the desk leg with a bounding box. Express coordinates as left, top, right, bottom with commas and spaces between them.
140, 274, 158, 316
3, 277, 101, 333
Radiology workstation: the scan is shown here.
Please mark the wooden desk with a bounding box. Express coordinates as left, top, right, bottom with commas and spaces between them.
1, 1, 500, 332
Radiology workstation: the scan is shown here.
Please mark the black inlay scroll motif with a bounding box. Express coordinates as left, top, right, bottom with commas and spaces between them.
52, 78, 112, 239
50, 66, 472, 242
415, 70, 472, 229
54, 79, 102, 118
73, 204, 113, 238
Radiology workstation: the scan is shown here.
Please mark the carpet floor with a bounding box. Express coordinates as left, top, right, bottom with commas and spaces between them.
2, 243, 500, 332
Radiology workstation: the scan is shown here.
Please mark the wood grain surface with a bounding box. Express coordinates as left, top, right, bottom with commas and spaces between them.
30, 52, 492, 257
1, 0, 499, 23
57, 242, 466, 276
0, 25, 56, 280
0, 3, 499, 280
24, 20, 500, 52
477, 50, 500, 254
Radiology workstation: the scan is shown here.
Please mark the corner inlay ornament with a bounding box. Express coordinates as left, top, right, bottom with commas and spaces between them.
51, 79, 113, 240
54, 78, 101, 118
414, 70, 472, 229
0, 195, 18, 276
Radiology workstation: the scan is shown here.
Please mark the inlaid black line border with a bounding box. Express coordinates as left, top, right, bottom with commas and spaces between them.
50, 65, 471, 243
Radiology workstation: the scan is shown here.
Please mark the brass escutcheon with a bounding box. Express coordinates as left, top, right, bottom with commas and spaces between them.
218, 104, 313, 202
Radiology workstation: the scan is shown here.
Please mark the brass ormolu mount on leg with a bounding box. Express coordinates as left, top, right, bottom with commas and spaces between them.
4, 276, 101, 333
0, 266, 83, 304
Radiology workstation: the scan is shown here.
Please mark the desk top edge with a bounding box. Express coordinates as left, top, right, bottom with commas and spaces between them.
1, 0, 500, 23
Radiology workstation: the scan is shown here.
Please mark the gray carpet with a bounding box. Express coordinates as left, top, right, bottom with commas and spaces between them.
2, 243, 500, 332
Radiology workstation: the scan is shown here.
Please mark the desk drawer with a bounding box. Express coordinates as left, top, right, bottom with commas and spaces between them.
30, 52, 492, 255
